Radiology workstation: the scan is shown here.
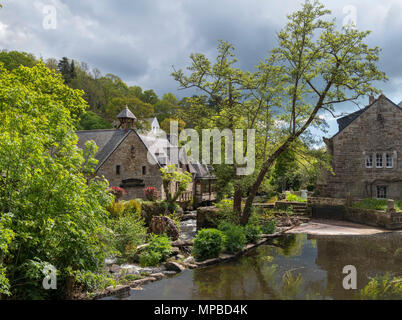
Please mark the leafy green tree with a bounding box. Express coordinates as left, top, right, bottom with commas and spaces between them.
173, 0, 386, 225
160, 165, 192, 204
0, 50, 38, 71
0, 63, 112, 299
154, 93, 180, 122
76, 111, 113, 130
141, 89, 159, 105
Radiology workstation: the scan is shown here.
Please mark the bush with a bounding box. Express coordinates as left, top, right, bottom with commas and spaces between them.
111, 212, 147, 259
244, 223, 262, 243
215, 199, 240, 224
139, 251, 162, 267
144, 187, 159, 201
261, 220, 276, 234
286, 193, 306, 203
218, 222, 247, 254
193, 229, 226, 261
123, 199, 141, 216
139, 234, 172, 267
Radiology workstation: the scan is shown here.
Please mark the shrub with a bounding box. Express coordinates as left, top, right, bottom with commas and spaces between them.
123, 199, 141, 216
106, 201, 125, 218
111, 212, 147, 259
261, 220, 276, 234
244, 223, 262, 243
215, 199, 240, 224
138, 234, 172, 267
144, 187, 158, 201
193, 228, 226, 261
139, 251, 162, 267
218, 222, 247, 254
109, 186, 126, 201
286, 193, 306, 203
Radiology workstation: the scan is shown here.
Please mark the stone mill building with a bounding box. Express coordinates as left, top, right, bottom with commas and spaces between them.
76, 107, 216, 206
317, 94, 402, 201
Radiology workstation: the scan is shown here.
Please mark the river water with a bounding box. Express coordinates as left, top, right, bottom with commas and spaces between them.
113, 232, 402, 300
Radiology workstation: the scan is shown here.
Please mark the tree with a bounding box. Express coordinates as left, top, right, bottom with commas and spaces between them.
160, 165, 192, 204
154, 93, 180, 122
57, 57, 77, 84
0, 50, 38, 71
141, 89, 159, 105
172, 0, 386, 225
0, 63, 112, 298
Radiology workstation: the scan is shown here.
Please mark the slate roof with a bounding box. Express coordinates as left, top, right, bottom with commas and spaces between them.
336, 108, 366, 132
76, 129, 215, 179
332, 95, 402, 139
117, 107, 136, 119
76, 129, 129, 170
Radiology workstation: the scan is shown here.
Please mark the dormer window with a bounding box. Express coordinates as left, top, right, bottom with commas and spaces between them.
376, 154, 383, 168
386, 153, 394, 168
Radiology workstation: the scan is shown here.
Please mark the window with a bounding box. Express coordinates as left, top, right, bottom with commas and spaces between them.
377, 186, 387, 199
376, 153, 383, 168
116, 165, 121, 175
365, 154, 373, 168
142, 166, 147, 175
386, 153, 393, 168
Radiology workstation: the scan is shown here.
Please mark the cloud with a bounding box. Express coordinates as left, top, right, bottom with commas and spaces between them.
0, 0, 401, 137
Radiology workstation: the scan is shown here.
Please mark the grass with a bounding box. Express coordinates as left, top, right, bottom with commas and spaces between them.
285, 193, 307, 203
352, 198, 402, 211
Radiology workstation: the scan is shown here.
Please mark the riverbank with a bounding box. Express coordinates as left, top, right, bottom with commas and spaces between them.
287, 219, 394, 236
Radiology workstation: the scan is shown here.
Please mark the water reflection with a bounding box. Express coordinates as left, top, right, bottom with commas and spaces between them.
123, 232, 402, 300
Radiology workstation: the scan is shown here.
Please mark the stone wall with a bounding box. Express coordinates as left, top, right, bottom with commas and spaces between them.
319, 96, 402, 200
307, 197, 402, 229
96, 130, 193, 201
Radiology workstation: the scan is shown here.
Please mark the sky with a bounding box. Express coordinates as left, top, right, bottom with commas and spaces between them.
1, 0, 402, 139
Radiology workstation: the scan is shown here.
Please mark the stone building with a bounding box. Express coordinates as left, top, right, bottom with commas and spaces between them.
317, 95, 402, 200
76, 107, 216, 205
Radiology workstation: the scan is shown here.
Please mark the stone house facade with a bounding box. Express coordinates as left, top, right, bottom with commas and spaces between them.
76, 107, 216, 205
317, 95, 402, 200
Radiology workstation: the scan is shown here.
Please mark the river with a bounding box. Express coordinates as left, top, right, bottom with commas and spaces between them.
107, 230, 402, 300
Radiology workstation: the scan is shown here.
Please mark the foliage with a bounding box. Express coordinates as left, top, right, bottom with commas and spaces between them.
218, 222, 247, 254
110, 211, 147, 259
108, 186, 126, 202
73, 270, 115, 294
160, 164, 192, 204
172, 0, 387, 225
286, 193, 307, 203
0, 50, 38, 71
0, 63, 113, 299
360, 273, 402, 300
58, 57, 77, 85
139, 234, 172, 267
193, 228, 226, 261
244, 223, 262, 243
261, 220, 277, 235
144, 187, 159, 201
352, 198, 402, 211
76, 111, 113, 130
215, 199, 240, 224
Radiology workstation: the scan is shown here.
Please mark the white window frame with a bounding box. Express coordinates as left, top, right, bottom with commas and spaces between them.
386, 153, 394, 168
376, 153, 383, 168
365, 154, 373, 168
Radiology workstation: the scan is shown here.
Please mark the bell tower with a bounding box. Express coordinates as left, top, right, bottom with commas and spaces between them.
116, 106, 136, 131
